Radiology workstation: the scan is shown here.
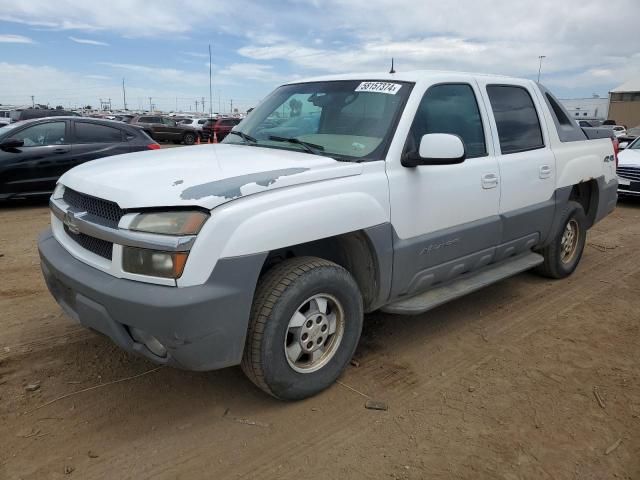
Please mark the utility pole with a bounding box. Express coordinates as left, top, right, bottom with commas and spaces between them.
537, 55, 546, 83
201, 96, 205, 113
218, 90, 221, 114
122, 78, 127, 110
208, 44, 213, 118
31, 95, 35, 108
148, 97, 152, 112
195, 100, 199, 111
175, 97, 178, 112
230, 99, 233, 114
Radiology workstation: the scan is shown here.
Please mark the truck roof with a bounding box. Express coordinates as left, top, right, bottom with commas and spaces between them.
286, 69, 522, 85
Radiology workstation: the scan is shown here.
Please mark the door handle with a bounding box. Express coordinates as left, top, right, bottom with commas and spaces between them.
53, 148, 69, 154
539, 165, 552, 179
481, 173, 499, 189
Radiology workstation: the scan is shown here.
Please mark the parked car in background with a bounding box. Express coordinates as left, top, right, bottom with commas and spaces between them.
617, 137, 640, 197
178, 118, 208, 134
114, 114, 135, 124
129, 115, 199, 145
0, 117, 159, 200
10, 108, 80, 123
577, 119, 602, 128
618, 126, 640, 146
603, 125, 627, 138
202, 117, 241, 141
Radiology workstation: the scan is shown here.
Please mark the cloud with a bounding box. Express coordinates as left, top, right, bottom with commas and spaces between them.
69, 36, 109, 46
0, 0, 234, 37
98, 62, 210, 87
0, 34, 35, 43
0, 62, 265, 112
217, 63, 289, 83
182, 51, 210, 59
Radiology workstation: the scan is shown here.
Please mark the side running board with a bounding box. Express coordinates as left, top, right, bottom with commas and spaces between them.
382, 252, 544, 316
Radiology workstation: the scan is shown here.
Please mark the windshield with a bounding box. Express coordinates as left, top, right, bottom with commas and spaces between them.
629, 137, 640, 150
223, 80, 413, 161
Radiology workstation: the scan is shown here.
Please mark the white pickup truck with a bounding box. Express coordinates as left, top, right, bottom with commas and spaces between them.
39, 71, 618, 399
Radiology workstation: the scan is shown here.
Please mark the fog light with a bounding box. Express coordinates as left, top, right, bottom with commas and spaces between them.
122, 247, 188, 278
129, 327, 167, 358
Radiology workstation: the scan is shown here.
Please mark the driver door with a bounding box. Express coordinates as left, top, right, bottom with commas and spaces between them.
387, 80, 501, 298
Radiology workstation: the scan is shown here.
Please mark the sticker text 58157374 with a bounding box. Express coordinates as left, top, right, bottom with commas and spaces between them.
355, 82, 402, 95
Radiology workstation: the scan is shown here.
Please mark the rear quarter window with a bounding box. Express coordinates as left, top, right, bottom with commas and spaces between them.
75, 122, 124, 143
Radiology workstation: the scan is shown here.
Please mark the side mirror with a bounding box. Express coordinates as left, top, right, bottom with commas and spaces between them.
619, 142, 629, 150
0, 138, 24, 150
402, 133, 466, 167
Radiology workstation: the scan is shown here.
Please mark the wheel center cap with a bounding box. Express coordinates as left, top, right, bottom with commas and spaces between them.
300, 314, 329, 352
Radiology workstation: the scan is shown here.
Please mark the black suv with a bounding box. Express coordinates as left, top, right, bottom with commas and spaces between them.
0, 117, 159, 200
129, 115, 199, 145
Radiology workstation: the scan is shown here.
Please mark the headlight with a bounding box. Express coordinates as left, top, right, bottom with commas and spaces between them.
122, 247, 188, 278
52, 183, 65, 199
129, 210, 209, 235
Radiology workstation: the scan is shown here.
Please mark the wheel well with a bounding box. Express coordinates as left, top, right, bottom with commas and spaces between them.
569, 179, 598, 228
261, 231, 379, 311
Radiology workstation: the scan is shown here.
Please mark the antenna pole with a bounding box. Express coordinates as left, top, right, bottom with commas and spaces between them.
122, 78, 127, 110
209, 44, 214, 118
389, 58, 396, 74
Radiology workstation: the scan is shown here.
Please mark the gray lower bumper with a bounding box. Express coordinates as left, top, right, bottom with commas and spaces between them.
38, 229, 266, 371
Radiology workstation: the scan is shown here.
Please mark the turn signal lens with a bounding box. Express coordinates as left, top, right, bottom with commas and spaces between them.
122, 247, 189, 278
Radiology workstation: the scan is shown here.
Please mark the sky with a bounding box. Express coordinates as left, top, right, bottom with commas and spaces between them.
0, 0, 639, 113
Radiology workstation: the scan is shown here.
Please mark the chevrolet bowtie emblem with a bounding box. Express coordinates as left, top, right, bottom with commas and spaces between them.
63, 211, 80, 235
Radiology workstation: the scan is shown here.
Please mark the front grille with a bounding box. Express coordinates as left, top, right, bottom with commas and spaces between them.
63, 187, 125, 227
64, 225, 113, 260
617, 166, 640, 182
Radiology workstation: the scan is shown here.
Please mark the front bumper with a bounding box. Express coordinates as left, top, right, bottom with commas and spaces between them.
38, 228, 266, 371
617, 179, 640, 197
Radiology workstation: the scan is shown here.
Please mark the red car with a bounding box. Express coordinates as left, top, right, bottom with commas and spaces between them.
202, 117, 242, 142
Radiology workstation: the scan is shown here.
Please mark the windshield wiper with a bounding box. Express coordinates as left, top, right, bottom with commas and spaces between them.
268, 135, 325, 155
228, 130, 258, 144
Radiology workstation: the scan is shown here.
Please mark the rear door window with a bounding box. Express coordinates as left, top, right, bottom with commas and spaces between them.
75, 122, 124, 143
486, 85, 544, 154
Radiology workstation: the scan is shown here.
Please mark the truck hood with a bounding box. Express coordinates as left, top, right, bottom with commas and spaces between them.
60, 144, 363, 210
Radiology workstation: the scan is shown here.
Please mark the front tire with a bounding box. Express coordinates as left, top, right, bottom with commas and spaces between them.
536, 201, 587, 279
241, 257, 363, 400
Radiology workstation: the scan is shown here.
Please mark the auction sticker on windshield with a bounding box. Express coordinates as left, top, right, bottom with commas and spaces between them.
355, 82, 402, 94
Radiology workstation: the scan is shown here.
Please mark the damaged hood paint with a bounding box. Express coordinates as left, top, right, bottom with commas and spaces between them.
59, 144, 363, 210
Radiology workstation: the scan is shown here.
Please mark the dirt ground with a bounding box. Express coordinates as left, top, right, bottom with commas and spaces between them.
1, 198, 639, 480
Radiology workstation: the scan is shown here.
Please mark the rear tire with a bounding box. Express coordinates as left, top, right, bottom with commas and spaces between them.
536, 201, 587, 279
182, 133, 196, 145
241, 257, 363, 400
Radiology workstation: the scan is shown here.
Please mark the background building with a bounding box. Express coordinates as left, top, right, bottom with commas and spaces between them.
560, 96, 609, 122
608, 79, 640, 127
